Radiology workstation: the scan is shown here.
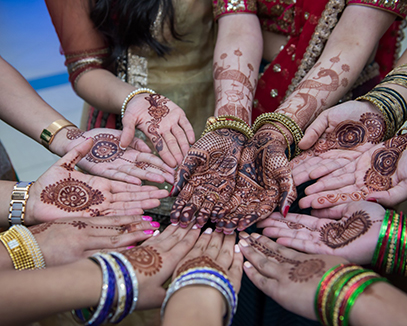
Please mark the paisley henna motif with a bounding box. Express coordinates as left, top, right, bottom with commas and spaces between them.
175, 256, 226, 277
40, 174, 105, 212
86, 133, 124, 163
319, 210, 371, 248
125, 245, 163, 276
288, 259, 326, 283
145, 94, 170, 152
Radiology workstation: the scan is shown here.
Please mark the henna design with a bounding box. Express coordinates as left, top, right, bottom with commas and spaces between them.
317, 190, 368, 204
133, 161, 168, 173
319, 210, 371, 248
61, 155, 80, 172
246, 237, 298, 265
288, 259, 326, 283
125, 245, 163, 276
29, 223, 53, 234
364, 134, 407, 192
70, 221, 88, 229
40, 174, 105, 212
86, 133, 124, 163
280, 220, 316, 232
145, 94, 170, 152
297, 68, 340, 91
175, 256, 226, 277
213, 50, 255, 122
66, 128, 85, 140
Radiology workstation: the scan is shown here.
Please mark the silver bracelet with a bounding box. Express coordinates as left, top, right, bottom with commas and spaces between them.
121, 88, 156, 118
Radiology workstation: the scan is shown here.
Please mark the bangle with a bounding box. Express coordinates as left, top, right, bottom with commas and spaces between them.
13, 225, 45, 269
252, 112, 303, 157
40, 119, 77, 149
121, 88, 156, 118
8, 181, 34, 226
266, 121, 292, 161
201, 115, 254, 139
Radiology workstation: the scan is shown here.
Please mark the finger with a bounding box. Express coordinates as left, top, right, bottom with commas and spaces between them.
86, 230, 156, 251
366, 184, 407, 207
171, 124, 191, 157
95, 169, 142, 185
108, 181, 160, 194
228, 244, 244, 293
300, 188, 369, 209
178, 115, 195, 145
128, 137, 152, 153
161, 131, 184, 166
275, 237, 322, 255
243, 261, 279, 298
311, 204, 348, 219
119, 119, 136, 150
111, 189, 169, 202
180, 227, 215, 259
136, 152, 174, 174
179, 189, 205, 227
308, 158, 355, 181
305, 174, 356, 195
262, 227, 312, 241
196, 196, 217, 227
216, 233, 236, 270
60, 137, 94, 167
203, 230, 225, 260
298, 111, 329, 150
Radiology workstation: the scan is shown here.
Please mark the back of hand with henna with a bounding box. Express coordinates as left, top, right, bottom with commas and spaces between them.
170, 129, 247, 228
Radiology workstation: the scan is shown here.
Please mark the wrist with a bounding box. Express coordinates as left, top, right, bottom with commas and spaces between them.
49, 126, 82, 156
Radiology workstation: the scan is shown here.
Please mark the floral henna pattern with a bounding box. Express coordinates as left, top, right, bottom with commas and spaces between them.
125, 246, 163, 276
288, 259, 326, 283
40, 174, 105, 213
175, 256, 226, 277
364, 134, 407, 192
319, 210, 372, 249
314, 113, 385, 154
145, 94, 170, 152
213, 50, 256, 123
86, 133, 124, 163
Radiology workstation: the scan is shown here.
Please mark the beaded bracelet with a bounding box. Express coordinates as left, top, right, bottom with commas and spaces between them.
121, 88, 156, 118
252, 112, 303, 157
201, 115, 254, 139
161, 267, 237, 326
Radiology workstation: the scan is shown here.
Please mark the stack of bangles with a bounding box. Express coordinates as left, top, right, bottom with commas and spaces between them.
0, 225, 45, 270
161, 267, 238, 326
201, 115, 254, 139
372, 210, 407, 275
356, 63, 407, 140
314, 263, 387, 326
72, 252, 138, 325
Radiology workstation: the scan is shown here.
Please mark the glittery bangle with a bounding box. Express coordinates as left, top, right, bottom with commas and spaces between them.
13, 225, 45, 269
372, 210, 390, 268
121, 88, 156, 118
387, 212, 400, 274
201, 116, 254, 139
377, 211, 394, 272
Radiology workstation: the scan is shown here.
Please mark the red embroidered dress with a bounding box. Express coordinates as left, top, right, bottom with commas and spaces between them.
213, 0, 407, 120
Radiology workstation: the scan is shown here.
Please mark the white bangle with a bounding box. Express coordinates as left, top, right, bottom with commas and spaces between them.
121, 88, 156, 118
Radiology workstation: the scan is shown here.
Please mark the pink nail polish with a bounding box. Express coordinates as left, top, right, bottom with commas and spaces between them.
144, 230, 154, 235
150, 221, 160, 228
366, 198, 378, 203
126, 245, 135, 250
142, 215, 153, 221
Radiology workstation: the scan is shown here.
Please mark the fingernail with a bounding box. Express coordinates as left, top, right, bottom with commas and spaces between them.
86, 137, 92, 140
144, 230, 154, 235
252, 233, 261, 239
119, 143, 126, 151
153, 230, 160, 237
239, 232, 249, 239
204, 228, 213, 234
366, 198, 378, 203
142, 215, 153, 221
171, 222, 179, 226
150, 221, 160, 228
284, 205, 290, 217
192, 224, 198, 230
234, 244, 240, 253
239, 239, 249, 247
126, 245, 135, 250
244, 261, 252, 268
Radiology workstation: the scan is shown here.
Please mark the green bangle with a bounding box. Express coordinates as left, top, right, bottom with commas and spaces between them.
342, 277, 388, 326
388, 213, 400, 274
371, 210, 390, 267
401, 213, 407, 275
382, 212, 396, 273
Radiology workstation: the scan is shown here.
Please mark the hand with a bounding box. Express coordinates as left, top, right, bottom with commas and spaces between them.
258, 201, 385, 265
172, 228, 243, 292
170, 129, 247, 228
26, 138, 169, 225
299, 133, 407, 209
121, 93, 195, 167
238, 232, 348, 321
291, 101, 386, 186
59, 127, 174, 185
216, 125, 296, 234
30, 215, 160, 267
120, 223, 201, 310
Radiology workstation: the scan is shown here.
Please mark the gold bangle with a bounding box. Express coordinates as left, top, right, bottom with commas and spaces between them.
8, 181, 34, 226
121, 88, 156, 118
40, 119, 76, 149
12, 225, 45, 269
252, 112, 303, 157
0, 227, 36, 270
201, 116, 254, 139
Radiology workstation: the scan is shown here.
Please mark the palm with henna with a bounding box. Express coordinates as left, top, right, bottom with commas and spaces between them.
25, 138, 169, 225
258, 201, 385, 265
170, 129, 247, 228
290, 100, 386, 186
300, 133, 407, 209
215, 125, 296, 234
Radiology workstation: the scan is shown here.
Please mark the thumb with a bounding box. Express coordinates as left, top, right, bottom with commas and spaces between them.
59, 137, 94, 168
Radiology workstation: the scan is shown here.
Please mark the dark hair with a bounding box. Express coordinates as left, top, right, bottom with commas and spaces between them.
89, 0, 181, 58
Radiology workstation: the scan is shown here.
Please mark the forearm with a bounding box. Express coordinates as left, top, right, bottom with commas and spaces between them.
162, 286, 225, 326
350, 281, 407, 326
0, 56, 65, 143
276, 5, 396, 132
0, 259, 101, 326
213, 14, 263, 124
